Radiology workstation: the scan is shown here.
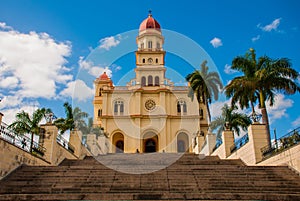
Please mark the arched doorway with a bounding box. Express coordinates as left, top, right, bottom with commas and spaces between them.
113, 133, 124, 153
177, 132, 189, 153
143, 132, 158, 153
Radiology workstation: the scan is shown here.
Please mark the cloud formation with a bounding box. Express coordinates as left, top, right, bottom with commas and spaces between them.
78, 56, 112, 78
59, 79, 93, 102
265, 94, 293, 123
224, 64, 238, 75
99, 35, 121, 50
0, 23, 73, 100
258, 18, 281, 32
251, 35, 260, 42
292, 117, 300, 127
210, 37, 223, 48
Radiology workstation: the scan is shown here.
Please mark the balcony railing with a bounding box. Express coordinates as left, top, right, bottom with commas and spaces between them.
261, 127, 300, 159
230, 134, 249, 153
212, 140, 223, 152
0, 122, 46, 157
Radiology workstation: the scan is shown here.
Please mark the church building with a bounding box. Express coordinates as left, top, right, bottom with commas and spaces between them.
93, 12, 209, 153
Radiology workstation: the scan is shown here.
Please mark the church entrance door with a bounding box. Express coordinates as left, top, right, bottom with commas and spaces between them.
145, 139, 156, 152
143, 132, 158, 153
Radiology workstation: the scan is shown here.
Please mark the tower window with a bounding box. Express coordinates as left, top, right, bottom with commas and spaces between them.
141, 76, 146, 87
156, 58, 158, 63
155, 76, 159, 86
98, 109, 102, 117
142, 58, 145, 63
141, 43, 144, 49
157, 42, 160, 49
148, 41, 152, 49
148, 75, 153, 86
99, 88, 103, 96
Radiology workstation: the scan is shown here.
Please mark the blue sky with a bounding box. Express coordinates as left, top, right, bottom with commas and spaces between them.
0, 0, 299, 139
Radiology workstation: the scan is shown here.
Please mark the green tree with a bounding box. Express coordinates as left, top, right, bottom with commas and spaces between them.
186, 60, 223, 123
8, 108, 51, 153
210, 104, 251, 141
225, 48, 300, 147
54, 102, 88, 135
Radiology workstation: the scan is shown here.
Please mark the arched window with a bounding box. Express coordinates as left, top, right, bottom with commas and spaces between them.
155, 76, 159, 86
177, 102, 181, 113
99, 88, 103, 96
156, 42, 160, 49
114, 100, 124, 115
148, 41, 152, 49
98, 109, 102, 117
156, 58, 158, 63
142, 58, 145, 63
114, 103, 118, 115
177, 100, 187, 115
199, 108, 204, 119
148, 75, 153, 86
141, 76, 146, 87
120, 102, 124, 114
183, 102, 187, 113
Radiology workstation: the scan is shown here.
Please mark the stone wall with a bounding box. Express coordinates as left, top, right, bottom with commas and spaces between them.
0, 139, 49, 179
258, 144, 300, 172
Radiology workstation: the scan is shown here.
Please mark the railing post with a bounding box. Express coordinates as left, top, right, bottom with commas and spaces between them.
222, 129, 235, 158
69, 129, 83, 158
248, 123, 269, 164
40, 124, 59, 164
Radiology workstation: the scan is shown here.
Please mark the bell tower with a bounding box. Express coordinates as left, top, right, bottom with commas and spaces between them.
135, 11, 166, 87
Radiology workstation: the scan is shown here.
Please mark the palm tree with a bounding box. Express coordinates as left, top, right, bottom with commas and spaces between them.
8, 108, 51, 153
186, 60, 223, 123
54, 102, 88, 135
210, 104, 252, 141
226, 48, 300, 147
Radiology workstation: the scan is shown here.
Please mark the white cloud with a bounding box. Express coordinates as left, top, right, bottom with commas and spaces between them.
0, 22, 12, 30
210, 99, 231, 119
99, 35, 121, 50
258, 18, 281, 32
0, 76, 19, 88
265, 94, 293, 123
224, 64, 238, 75
1, 103, 39, 125
0, 95, 23, 109
251, 35, 260, 42
59, 79, 93, 102
0, 23, 73, 101
210, 37, 223, 48
78, 56, 112, 78
292, 116, 300, 127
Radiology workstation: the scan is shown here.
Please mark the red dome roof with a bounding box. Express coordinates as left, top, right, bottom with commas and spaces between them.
99, 72, 109, 80
139, 12, 161, 32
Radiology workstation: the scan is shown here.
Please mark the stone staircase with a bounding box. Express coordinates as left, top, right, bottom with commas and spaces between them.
0, 153, 300, 200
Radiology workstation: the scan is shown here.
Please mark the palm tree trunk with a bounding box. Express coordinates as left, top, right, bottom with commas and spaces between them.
259, 91, 271, 148
206, 102, 211, 125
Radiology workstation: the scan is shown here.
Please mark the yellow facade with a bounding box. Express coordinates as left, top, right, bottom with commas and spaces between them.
93, 13, 208, 153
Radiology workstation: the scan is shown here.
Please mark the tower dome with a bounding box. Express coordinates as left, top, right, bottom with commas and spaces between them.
139, 11, 161, 32
99, 72, 109, 80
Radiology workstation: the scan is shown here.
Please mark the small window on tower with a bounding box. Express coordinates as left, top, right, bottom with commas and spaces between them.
142, 58, 145, 63
148, 41, 152, 49
141, 76, 146, 87
156, 58, 158, 63
157, 42, 160, 49
141, 43, 144, 49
